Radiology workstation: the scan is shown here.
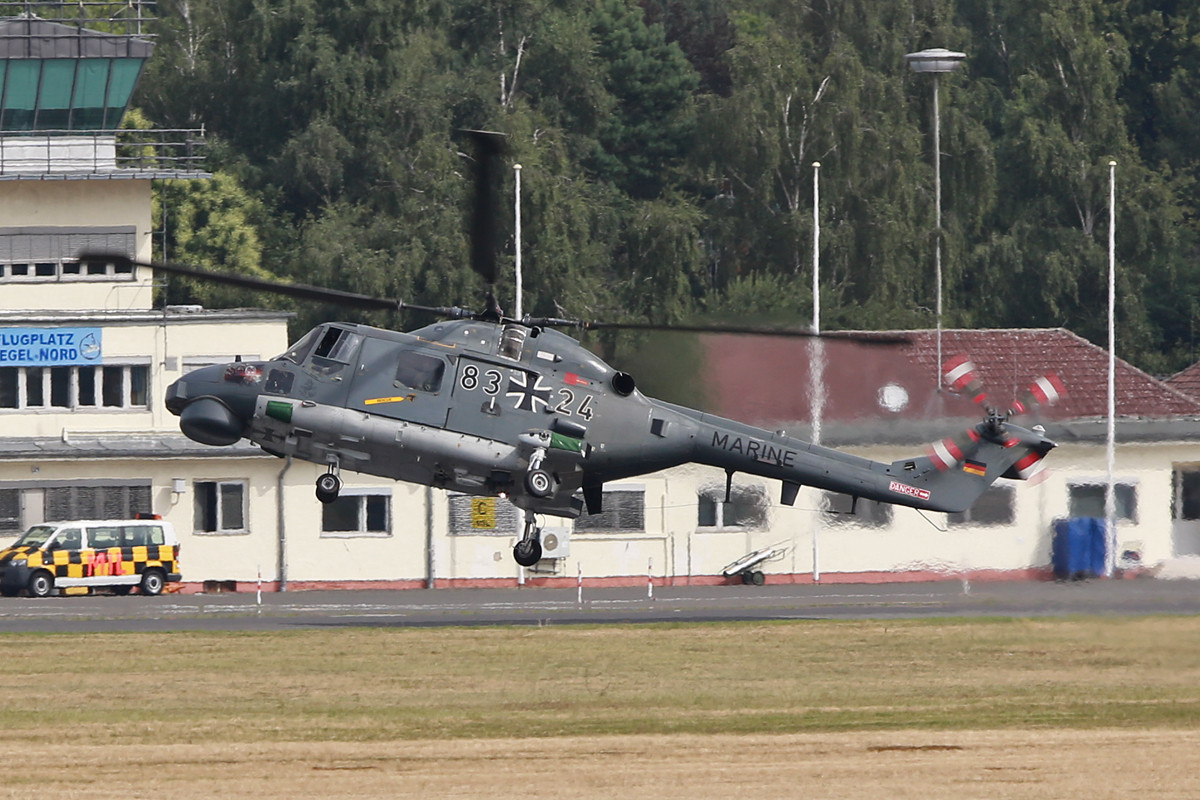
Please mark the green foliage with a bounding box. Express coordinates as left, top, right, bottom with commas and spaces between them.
135, 0, 1200, 373
154, 170, 276, 310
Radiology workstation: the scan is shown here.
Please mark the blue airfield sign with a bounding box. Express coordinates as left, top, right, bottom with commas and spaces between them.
0, 328, 103, 366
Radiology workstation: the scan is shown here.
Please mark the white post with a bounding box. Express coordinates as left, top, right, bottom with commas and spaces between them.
933, 72, 943, 388
1105, 160, 1117, 576
812, 161, 821, 341
513, 163, 523, 320
810, 161, 823, 583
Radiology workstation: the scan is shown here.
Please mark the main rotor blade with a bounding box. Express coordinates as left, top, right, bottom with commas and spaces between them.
459, 129, 507, 287
78, 253, 469, 317
527, 317, 910, 344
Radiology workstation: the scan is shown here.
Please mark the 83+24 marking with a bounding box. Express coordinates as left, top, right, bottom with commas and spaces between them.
459, 364, 594, 419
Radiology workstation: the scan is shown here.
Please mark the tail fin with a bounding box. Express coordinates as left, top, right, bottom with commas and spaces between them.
891, 421, 1056, 513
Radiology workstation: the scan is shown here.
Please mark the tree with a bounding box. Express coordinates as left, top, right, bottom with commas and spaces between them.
587, 0, 699, 199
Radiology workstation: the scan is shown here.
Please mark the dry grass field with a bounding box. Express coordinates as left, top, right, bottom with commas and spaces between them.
0, 616, 1198, 798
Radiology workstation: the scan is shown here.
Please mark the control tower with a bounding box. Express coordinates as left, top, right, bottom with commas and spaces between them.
0, 0, 208, 312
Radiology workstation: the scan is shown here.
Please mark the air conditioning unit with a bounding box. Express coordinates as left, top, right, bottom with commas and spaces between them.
539, 527, 570, 559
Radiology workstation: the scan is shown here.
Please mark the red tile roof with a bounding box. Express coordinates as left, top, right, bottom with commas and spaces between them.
698, 328, 1200, 427
1166, 360, 1200, 402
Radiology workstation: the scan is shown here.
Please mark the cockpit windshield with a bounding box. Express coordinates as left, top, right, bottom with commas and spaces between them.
275, 326, 363, 377
276, 328, 321, 365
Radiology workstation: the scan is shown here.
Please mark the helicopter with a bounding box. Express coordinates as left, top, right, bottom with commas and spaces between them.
82, 133, 1059, 568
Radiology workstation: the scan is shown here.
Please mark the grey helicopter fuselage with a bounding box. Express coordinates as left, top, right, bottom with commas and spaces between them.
165, 318, 1057, 529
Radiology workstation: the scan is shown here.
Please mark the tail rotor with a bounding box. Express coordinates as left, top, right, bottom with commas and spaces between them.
930, 354, 1067, 481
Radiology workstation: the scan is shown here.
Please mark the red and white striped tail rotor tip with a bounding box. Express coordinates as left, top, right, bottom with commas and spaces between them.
942, 354, 988, 405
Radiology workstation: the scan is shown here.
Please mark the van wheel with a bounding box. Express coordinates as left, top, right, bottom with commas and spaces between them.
140, 569, 165, 596
28, 571, 54, 598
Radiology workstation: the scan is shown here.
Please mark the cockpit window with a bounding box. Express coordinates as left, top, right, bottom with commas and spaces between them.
395, 352, 445, 393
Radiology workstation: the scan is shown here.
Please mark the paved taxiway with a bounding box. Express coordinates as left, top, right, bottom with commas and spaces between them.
0, 578, 1197, 633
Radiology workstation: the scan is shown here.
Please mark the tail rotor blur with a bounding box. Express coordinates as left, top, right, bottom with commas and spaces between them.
931, 354, 1067, 482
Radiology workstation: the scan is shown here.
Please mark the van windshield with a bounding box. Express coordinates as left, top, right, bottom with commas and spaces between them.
12, 525, 56, 548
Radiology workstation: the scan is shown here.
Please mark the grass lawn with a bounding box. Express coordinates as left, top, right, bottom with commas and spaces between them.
0, 616, 1197, 797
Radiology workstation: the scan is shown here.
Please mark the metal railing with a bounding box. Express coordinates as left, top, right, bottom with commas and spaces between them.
0, 1, 155, 36
0, 127, 207, 175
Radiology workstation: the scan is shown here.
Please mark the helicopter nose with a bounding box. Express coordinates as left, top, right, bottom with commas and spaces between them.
179, 397, 244, 446
166, 362, 266, 446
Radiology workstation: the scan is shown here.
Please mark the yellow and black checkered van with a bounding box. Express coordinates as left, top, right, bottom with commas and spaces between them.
0, 518, 180, 598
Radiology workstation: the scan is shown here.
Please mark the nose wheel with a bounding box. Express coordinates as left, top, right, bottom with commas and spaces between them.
513, 510, 543, 567
316, 471, 341, 504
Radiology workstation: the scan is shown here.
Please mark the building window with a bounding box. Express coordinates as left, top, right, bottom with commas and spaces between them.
448, 494, 520, 535
948, 485, 1016, 526
1173, 468, 1200, 520
0, 364, 149, 410
0, 368, 15, 408
1, 260, 135, 281
698, 483, 768, 529
0, 488, 19, 534
0, 226, 136, 282
44, 484, 151, 521
194, 480, 247, 533
821, 492, 892, 527
575, 489, 645, 532
321, 492, 391, 537
1069, 482, 1137, 522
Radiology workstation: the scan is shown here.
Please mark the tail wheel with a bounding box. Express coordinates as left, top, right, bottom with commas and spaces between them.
140, 569, 166, 596
513, 538, 543, 567
27, 570, 53, 598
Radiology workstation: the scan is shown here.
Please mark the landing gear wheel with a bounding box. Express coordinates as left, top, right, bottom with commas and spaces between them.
27, 570, 53, 598
316, 472, 342, 504
513, 538, 543, 567
525, 468, 553, 498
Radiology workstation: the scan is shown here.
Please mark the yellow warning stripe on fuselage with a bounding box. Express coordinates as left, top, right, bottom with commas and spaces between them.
364, 395, 415, 405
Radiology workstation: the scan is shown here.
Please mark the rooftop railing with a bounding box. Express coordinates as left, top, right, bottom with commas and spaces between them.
0, 1, 155, 36
0, 127, 207, 176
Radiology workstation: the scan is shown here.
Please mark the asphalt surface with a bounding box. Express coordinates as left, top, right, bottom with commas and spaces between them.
0, 577, 1197, 633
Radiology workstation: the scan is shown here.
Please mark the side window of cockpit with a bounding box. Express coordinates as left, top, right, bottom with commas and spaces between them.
309, 329, 363, 377
313, 329, 362, 363
394, 352, 445, 393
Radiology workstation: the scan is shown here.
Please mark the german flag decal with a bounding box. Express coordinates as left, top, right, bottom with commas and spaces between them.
963, 459, 987, 477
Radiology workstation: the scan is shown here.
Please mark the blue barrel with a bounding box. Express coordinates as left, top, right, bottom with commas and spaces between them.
1051, 518, 1108, 579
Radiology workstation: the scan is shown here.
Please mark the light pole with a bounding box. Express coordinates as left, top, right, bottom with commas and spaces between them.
1105, 160, 1117, 576
905, 47, 965, 387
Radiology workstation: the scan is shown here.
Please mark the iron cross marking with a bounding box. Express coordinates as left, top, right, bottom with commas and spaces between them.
506, 370, 552, 412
